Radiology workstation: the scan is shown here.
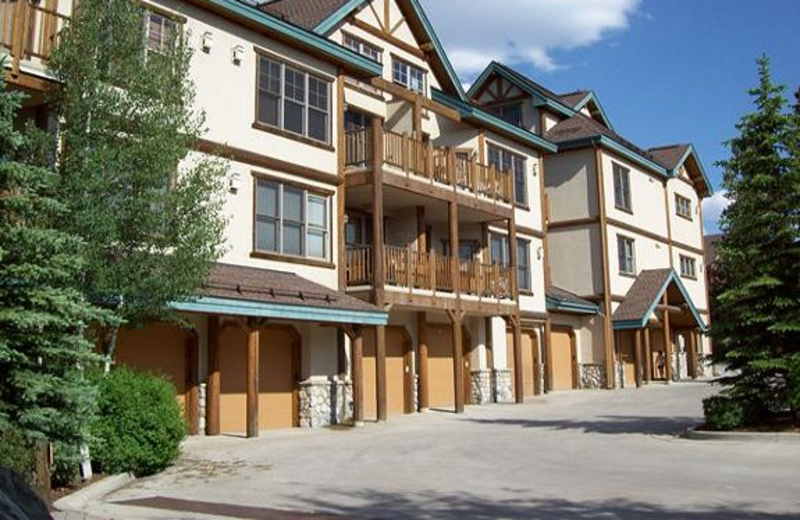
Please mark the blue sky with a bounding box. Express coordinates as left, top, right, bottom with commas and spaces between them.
422, 0, 800, 234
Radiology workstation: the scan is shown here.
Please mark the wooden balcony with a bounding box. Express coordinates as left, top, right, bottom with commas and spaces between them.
345, 127, 514, 206
1, 0, 67, 81
346, 245, 513, 300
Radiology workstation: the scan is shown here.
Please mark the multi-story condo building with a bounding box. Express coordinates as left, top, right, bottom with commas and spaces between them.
469, 62, 713, 390
3, 0, 711, 437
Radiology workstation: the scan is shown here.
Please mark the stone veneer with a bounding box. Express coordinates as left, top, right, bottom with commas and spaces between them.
298, 378, 352, 428
470, 370, 493, 405
493, 368, 513, 403
579, 363, 606, 389
198, 383, 207, 435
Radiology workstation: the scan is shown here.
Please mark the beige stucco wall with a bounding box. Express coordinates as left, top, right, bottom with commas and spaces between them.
544, 148, 598, 221
548, 225, 603, 297
667, 172, 704, 249
607, 223, 671, 297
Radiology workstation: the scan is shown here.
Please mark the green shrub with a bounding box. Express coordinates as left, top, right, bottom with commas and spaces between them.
90, 367, 186, 476
0, 426, 36, 487
703, 395, 750, 431
51, 441, 82, 488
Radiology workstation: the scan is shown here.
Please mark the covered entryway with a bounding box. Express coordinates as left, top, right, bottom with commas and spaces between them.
618, 330, 637, 387
506, 329, 539, 399
115, 323, 194, 417
218, 325, 300, 434
363, 326, 412, 419
550, 328, 577, 391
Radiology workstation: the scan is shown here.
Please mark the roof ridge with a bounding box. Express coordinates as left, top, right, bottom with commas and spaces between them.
648, 143, 690, 152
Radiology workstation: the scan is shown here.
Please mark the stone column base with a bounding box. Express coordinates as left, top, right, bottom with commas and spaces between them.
493, 368, 513, 403
298, 378, 352, 428
470, 370, 492, 405
579, 363, 606, 389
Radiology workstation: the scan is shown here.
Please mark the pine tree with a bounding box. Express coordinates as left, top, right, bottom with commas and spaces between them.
0, 72, 111, 466
711, 56, 800, 426
48, 0, 228, 362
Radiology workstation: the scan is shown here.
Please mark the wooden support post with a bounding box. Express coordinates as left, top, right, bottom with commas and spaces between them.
371, 116, 385, 307
644, 326, 652, 383
185, 332, 200, 435
352, 327, 364, 423
484, 317, 494, 402
449, 310, 465, 414
413, 95, 423, 138
206, 315, 221, 436
417, 312, 429, 411
544, 317, 553, 392
689, 329, 698, 379
375, 325, 387, 422
246, 320, 260, 438
663, 293, 673, 384
510, 316, 523, 404
634, 329, 643, 388
449, 200, 460, 294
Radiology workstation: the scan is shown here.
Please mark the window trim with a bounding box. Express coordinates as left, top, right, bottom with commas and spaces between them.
679, 254, 697, 280
342, 32, 383, 63
487, 143, 528, 207
251, 173, 335, 268
617, 234, 636, 276
612, 162, 632, 213
517, 238, 532, 294
488, 103, 523, 127
254, 49, 333, 146
675, 193, 693, 221
391, 56, 426, 94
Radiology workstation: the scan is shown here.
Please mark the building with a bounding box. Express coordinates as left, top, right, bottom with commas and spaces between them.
2, 0, 712, 437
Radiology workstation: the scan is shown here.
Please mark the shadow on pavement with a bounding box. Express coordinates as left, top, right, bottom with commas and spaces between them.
463, 415, 700, 435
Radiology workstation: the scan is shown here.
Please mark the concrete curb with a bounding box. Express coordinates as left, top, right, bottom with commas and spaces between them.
684, 426, 800, 444
53, 473, 134, 513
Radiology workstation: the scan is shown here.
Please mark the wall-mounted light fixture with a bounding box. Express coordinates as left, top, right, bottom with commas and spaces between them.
231, 45, 244, 66
201, 32, 213, 53
229, 171, 241, 193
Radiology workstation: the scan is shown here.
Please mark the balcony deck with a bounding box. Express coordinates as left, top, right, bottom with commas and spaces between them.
1, 0, 66, 87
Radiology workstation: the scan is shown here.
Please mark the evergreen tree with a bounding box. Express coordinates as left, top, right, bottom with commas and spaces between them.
0, 72, 110, 462
711, 56, 800, 425
49, 0, 228, 362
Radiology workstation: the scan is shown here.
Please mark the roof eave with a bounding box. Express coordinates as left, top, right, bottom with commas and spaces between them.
671, 145, 714, 197
556, 136, 669, 177
573, 92, 614, 129
546, 297, 600, 315
314, 0, 368, 35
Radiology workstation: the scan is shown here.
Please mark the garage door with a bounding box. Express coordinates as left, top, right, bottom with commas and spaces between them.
116, 323, 191, 416
551, 329, 575, 390
363, 327, 410, 420
506, 329, 538, 399
219, 326, 298, 433
426, 323, 455, 409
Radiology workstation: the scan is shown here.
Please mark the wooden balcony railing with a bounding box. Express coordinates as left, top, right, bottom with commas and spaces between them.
1, 0, 67, 78
346, 244, 513, 299
345, 127, 514, 205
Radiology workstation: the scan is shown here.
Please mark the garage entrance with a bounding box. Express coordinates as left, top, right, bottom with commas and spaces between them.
363, 326, 413, 420
506, 329, 539, 399
550, 328, 577, 390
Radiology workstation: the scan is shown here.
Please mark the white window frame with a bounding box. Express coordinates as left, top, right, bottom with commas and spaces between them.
613, 162, 632, 212
617, 235, 636, 275
145, 10, 179, 57
392, 58, 425, 93
343, 34, 382, 63
675, 193, 693, 220
257, 55, 332, 144
680, 255, 697, 279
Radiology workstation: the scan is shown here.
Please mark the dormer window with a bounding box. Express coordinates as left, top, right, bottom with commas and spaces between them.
343, 34, 382, 63
392, 58, 425, 93
489, 104, 523, 127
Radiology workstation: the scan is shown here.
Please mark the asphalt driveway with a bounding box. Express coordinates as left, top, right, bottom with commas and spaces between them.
73, 383, 800, 520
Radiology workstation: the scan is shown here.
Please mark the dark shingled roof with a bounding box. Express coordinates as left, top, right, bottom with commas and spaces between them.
612, 269, 673, 323
547, 286, 599, 311
648, 144, 691, 171
545, 113, 663, 169
259, 0, 351, 30
204, 263, 380, 313
558, 90, 590, 108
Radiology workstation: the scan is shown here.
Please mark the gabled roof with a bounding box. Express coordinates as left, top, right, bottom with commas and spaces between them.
648, 143, 713, 196
558, 90, 591, 108
259, 0, 353, 30
432, 88, 558, 154
545, 113, 669, 176
299, 0, 467, 101
546, 286, 600, 315
612, 269, 707, 331
565, 91, 613, 128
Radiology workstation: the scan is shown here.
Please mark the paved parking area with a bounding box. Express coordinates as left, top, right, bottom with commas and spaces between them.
74, 383, 800, 519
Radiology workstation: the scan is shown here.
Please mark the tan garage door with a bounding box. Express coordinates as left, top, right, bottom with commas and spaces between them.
506, 329, 538, 399
116, 323, 190, 416
551, 329, 575, 391
219, 326, 298, 434
363, 327, 410, 420
426, 323, 455, 409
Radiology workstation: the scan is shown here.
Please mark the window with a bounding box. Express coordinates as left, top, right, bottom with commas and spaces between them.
488, 145, 527, 205
146, 12, 178, 55
255, 179, 330, 260
345, 214, 372, 246
680, 255, 697, 279
517, 239, 531, 293
675, 193, 693, 220
490, 234, 510, 267
343, 34, 382, 63
617, 235, 636, 275
489, 104, 523, 127
257, 55, 332, 143
392, 58, 425, 93
613, 163, 631, 212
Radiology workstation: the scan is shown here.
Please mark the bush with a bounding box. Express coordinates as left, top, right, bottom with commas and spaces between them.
90, 367, 186, 476
703, 395, 749, 431
0, 426, 36, 487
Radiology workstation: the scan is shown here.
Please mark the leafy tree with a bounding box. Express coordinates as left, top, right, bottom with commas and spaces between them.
49, 0, 228, 363
710, 56, 800, 427
0, 71, 110, 474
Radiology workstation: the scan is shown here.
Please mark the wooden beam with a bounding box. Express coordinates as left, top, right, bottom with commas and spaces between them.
417, 312, 429, 411
484, 316, 495, 402
246, 320, 260, 438
206, 316, 221, 436
663, 294, 673, 384
644, 327, 652, 383
449, 310, 465, 414
372, 116, 385, 307
544, 317, 554, 392
375, 325, 387, 422
510, 316, 523, 403
634, 329, 643, 388
689, 329, 698, 379
352, 326, 364, 423
370, 77, 461, 122
185, 332, 200, 435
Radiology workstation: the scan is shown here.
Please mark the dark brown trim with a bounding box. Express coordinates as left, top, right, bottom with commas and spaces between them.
249, 251, 336, 269
141, 0, 188, 23
595, 147, 616, 390
548, 217, 600, 230
515, 226, 545, 240
351, 17, 425, 60
251, 122, 336, 152
606, 216, 706, 257
196, 138, 340, 186
251, 170, 335, 196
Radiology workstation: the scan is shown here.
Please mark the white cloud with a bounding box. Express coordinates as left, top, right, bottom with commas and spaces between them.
420, 0, 641, 77
702, 190, 731, 234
